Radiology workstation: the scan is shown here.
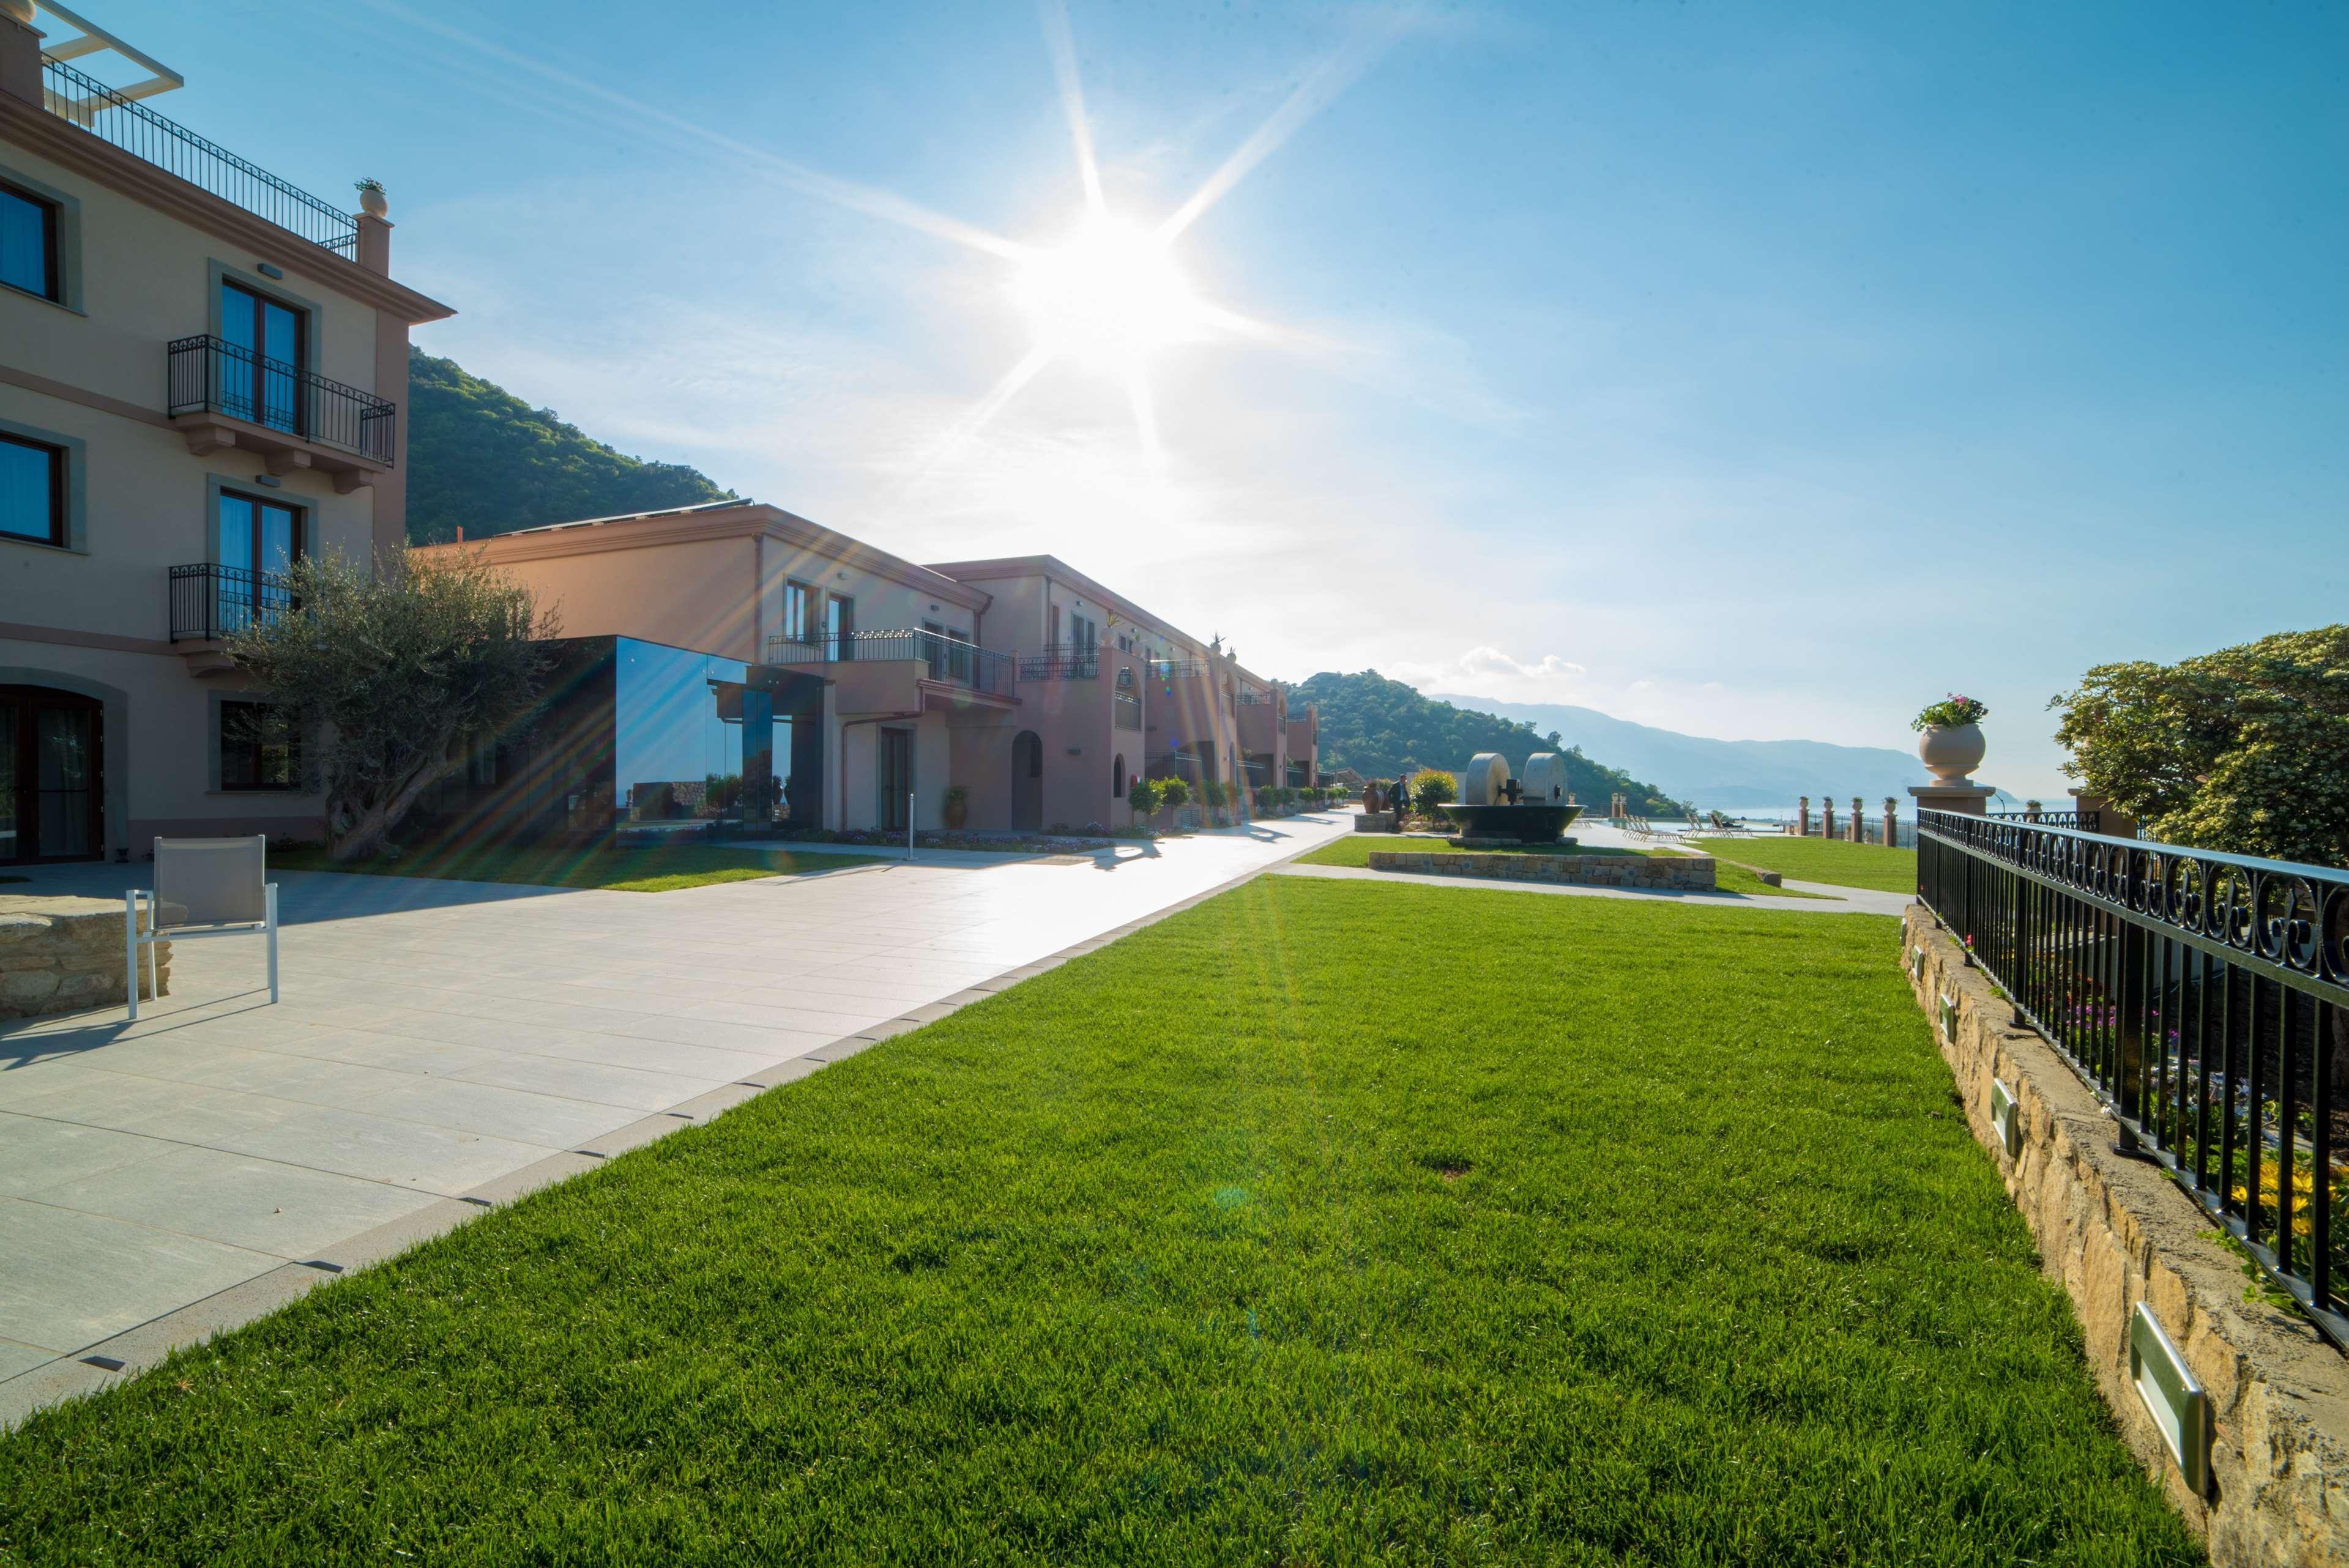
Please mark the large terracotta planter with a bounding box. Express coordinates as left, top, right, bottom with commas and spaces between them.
942, 796, 967, 830
1917, 723, 1985, 784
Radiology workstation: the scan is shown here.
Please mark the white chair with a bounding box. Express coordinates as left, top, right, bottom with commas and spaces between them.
125, 836, 278, 1020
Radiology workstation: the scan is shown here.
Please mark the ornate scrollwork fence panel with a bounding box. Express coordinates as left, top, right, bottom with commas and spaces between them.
1918, 808, 2349, 1351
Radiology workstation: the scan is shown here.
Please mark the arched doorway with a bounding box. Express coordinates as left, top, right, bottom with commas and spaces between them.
1011, 730, 1043, 830
1, 685, 103, 864
1112, 754, 1126, 804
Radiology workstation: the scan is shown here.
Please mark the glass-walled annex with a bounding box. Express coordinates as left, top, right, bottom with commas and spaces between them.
412, 637, 827, 846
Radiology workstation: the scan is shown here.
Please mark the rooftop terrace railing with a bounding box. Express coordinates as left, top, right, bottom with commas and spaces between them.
765, 630, 1012, 696
41, 55, 359, 258
1918, 808, 2349, 1350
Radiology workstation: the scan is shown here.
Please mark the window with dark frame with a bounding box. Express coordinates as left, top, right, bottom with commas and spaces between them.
218, 279, 307, 434
219, 699, 300, 791
0, 433, 65, 548
783, 579, 811, 644
0, 181, 59, 302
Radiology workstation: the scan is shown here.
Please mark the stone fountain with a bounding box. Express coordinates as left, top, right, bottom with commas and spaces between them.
1438, 752, 1584, 846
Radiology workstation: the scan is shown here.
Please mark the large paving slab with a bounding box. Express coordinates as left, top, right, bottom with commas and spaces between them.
0, 814, 1355, 1421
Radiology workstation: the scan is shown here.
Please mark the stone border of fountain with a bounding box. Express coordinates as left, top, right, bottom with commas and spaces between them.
1365, 851, 1718, 891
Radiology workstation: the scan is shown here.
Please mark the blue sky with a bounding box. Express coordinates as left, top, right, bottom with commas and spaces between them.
72, 1, 2348, 799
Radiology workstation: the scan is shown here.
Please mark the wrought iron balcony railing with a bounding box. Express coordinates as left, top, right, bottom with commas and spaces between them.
41, 56, 359, 258
170, 562, 291, 642
1145, 658, 1207, 680
167, 336, 397, 464
765, 630, 1012, 696
1918, 809, 2349, 1350
1019, 642, 1100, 681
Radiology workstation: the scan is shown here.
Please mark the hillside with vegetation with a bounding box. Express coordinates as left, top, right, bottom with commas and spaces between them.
1291, 671, 1685, 815
404, 347, 734, 544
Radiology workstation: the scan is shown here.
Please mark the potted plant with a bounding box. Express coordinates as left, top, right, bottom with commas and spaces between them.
1128, 777, 1162, 823
942, 784, 969, 830
1912, 694, 1989, 783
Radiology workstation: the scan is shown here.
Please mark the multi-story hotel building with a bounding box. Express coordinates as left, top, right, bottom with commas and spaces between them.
408, 508, 1316, 838
0, 4, 451, 864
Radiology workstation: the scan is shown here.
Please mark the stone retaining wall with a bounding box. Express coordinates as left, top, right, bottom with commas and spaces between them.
0, 896, 177, 1020
1366, 851, 1717, 891
1352, 812, 1398, 833
1903, 904, 2349, 1566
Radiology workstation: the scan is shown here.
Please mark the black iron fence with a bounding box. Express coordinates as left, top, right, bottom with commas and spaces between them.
1918, 808, 2349, 1348
765, 630, 1011, 696
167, 336, 398, 463
170, 562, 292, 642
1019, 642, 1099, 680
42, 57, 359, 258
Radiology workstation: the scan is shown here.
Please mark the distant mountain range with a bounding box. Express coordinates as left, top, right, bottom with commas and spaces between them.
1429, 695, 1975, 812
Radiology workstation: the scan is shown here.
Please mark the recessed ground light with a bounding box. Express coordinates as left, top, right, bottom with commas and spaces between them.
81, 1355, 126, 1372
300, 1259, 344, 1274
2131, 1304, 2209, 1495
459, 1195, 493, 1208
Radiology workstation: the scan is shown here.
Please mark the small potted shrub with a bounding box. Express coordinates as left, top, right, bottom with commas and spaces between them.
942, 784, 969, 830
1912, 694, 1988, 783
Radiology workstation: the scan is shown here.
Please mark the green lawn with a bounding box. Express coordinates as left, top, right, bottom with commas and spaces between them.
0, 880, 2194, 1565
271, 839, 887, 893
1298, 836, 1826, 899
1689, 834, 1919, 893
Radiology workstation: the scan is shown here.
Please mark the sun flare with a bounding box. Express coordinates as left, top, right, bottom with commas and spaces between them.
1012, 214, 1202, 370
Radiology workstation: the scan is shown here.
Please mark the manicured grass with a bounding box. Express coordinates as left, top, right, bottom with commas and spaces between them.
1690, 833, 1919, 893
1295, 836, 1648, 869
271, 839, 887, 893
0, 880, 2195, 1565
1297, 836, 1828, 899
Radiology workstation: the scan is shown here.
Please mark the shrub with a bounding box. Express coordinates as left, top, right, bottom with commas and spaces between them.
1202, 780, 1230, 811
1157, 777, 1193, 813
1128, 778, 1163, 816
1409, 768, 1456, 812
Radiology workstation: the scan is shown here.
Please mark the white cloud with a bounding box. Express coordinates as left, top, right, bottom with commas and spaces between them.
1392, 646, 1589, 694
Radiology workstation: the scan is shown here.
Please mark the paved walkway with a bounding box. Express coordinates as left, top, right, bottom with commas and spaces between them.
0, 813, 1355, 1420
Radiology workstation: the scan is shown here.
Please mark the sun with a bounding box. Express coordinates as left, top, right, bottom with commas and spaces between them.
1012, 214, 1202, 371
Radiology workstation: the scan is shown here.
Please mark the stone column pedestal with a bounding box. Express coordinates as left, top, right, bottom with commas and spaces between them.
2069, 789, 2139, 839
1908, 784, 1995, 818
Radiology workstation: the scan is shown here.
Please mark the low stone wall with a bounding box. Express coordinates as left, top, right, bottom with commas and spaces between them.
1352, 812, 1398, 833
1902, 904, 2349, 1567
0, 896, 178, 1020
1366, 851, 1717, 891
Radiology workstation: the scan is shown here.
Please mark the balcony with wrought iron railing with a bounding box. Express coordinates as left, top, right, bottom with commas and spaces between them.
1019, 642, 1100, 681
765, 630, 1014, 704
166, 335, 397, 475
40, 56, 360, 258
169, 562, 291, 645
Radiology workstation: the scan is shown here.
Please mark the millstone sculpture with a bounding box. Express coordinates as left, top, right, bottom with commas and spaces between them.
1437, 752, 1584, 845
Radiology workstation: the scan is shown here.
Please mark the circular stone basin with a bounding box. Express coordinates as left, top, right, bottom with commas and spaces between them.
1437, 803, 1584, 844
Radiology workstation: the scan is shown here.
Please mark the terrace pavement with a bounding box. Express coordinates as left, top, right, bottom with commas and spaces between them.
0, 812, 1357, 1422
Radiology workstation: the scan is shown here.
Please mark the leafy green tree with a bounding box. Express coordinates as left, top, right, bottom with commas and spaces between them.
404, 348, 735, 544
1156, 776, 1192, 816
1409, 768, 1457, 813
2052, 625, 2349, 866
1127, 778, 1163, 817
228, 551, 559, 861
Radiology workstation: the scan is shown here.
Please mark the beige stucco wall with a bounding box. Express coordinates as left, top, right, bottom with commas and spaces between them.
0, 141, 386, 406
0, 385, 376, 642
485, 537, 759, 663
0, 636, 326, 853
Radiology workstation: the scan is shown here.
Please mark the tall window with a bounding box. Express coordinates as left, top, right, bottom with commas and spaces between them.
216, 491, 301, 633
219, 280, 306, 434
1071, 612, 1098, 653
220, 699, 299, 790
0, 182, 58, 302
783, 579, 811, 644
0, 434, 65, 548
826, 593, 854, 661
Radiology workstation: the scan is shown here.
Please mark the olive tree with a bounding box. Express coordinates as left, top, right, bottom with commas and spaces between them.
2050, 624, 2349, 866
228, 550, 559, 861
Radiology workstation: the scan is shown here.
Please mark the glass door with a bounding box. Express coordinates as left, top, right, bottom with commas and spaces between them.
220, 280, 305, 434
879, 727, 911, 831
827, 594, 854, 661
1, 687, 102, 863
217, 491, 300, 632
